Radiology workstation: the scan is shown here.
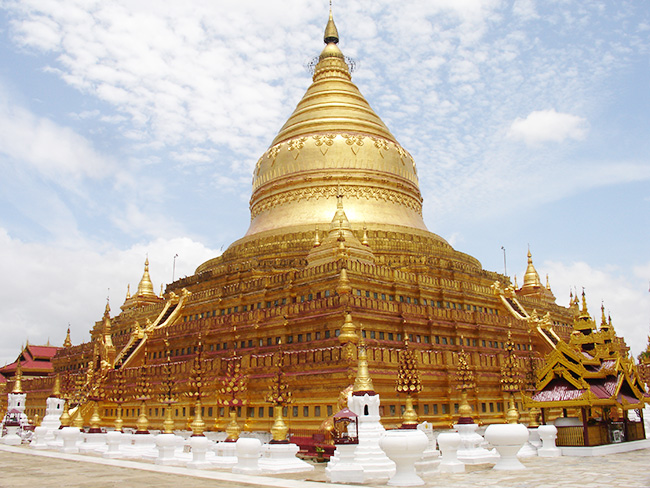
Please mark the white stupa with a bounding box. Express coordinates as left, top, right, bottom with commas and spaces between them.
346, 337, 396, 483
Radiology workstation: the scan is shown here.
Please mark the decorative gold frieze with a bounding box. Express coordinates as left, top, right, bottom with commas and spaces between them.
250, 184, 423, 219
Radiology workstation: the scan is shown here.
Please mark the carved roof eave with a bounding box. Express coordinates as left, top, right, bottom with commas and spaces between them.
523, 389, 641, 409
536, 345, 586, 387
537, 365, 586, 392
620, 367, 647, 401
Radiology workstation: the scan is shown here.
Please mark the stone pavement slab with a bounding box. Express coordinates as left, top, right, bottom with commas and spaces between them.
1, 444, 650, 488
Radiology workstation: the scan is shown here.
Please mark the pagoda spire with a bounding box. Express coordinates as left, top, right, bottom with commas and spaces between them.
136, 257, 156, 298
522, 248, 541, 288
353, 331, 375, 395
63, 326, 72, 348
12, 361, 23, 394
601, 302, 608, 327
324, 4, 339, 44
455, 341, 476, 424
396, 337, 422, 428
579, 289, 590, 319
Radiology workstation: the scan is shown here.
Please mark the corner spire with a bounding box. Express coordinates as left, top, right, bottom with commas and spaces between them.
523, 248, 541, 288
63, 326, 72, 348
580, 289, 590, 318
136, 257, 156, 298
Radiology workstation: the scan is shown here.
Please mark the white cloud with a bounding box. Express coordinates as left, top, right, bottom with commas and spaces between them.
507, 109, 588, 146
512, 0, 539, 21
543, 259, 650, 359
0, 228, 220, 366
0, 87, 114, 183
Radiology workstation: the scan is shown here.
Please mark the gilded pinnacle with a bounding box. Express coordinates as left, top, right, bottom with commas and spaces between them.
353, 334, 374, 394
63, 327, 72, 348
324, 9, 339, 44
12, 361, 23, 394
136, 257, 156, 298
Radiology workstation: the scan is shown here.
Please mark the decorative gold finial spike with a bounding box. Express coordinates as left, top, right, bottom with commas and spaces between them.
136, 257, 156, 298
523, 248, 542, 289
324, 7, 339, 44
63, 326, 72, 348
396, 338, 422, 428
353, 328, 375, 394
13, 361, 23, 394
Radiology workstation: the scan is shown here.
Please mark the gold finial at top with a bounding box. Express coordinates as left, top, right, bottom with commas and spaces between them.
136, 257, 156, 298
324, 6, 339, 44
353, 329, 375, 394
13, 361, 23, 394
580, 289, 590, 318
63, 326, 72, 348
523, 248, 542, 288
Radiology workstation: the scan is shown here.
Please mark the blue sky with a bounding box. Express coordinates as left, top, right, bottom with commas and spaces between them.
0, 0, 649, 366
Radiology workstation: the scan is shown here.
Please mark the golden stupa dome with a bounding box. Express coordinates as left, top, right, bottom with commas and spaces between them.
245, 11, 427, 237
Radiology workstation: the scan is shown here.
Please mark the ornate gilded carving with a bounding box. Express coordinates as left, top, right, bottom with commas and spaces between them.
313, 134, 336, 146
252, 134, 418, 190
250, 184, 423, 219
287, 137, 307, 159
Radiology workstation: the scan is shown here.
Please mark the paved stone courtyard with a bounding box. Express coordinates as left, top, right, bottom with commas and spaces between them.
1, 444, 649, 488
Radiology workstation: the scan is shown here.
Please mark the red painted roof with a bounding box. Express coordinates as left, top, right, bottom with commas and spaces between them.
0, 344, 60, 376
27, 345, 59, 360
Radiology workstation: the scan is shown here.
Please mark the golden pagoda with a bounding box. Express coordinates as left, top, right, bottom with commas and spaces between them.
15, 10, 605, 433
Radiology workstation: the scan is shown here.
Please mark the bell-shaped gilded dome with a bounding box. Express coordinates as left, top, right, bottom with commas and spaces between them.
245, 12, 427, 237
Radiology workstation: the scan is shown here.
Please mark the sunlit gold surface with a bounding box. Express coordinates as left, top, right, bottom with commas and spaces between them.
245, 11, 425, 238
353, 337, 374, 394
12, 362, 23, 394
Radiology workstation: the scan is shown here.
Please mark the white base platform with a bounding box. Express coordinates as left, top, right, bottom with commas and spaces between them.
259, 443, 314, 474
561, 439, 650, 457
